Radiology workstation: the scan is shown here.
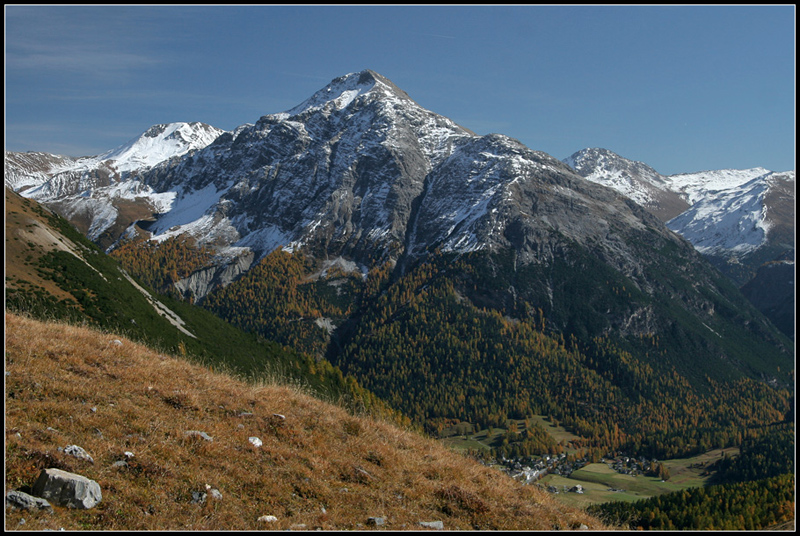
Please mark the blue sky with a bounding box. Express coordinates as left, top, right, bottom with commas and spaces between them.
4, 5, 795, 175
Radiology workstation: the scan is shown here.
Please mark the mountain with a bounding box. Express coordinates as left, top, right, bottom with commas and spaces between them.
664, 168, 794, 278
4, 151, 84, 193
564, 148, 690, 221
98, 121, 224, 173
6, 72, 723, 303
5, 70, 793, 463
564, 148, 794, 278
564, 148, 795, 338
4, 121, 224, 249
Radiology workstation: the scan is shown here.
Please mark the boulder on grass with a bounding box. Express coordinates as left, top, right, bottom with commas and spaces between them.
32, 468, 102, 509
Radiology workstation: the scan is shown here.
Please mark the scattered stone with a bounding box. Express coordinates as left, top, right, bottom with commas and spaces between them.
5, 490, 54, 513
124, 451, 135, 459
354, 467, 373, 482
64, 445, 94, 463
184, 430, 213, 441
579, 524, 589, 530
32, 468, 102, 509
258, 515, 278, 523
272, 413, 286, 420
419, 520, 444, 530
248, 436, 262, 448
110, 340, 123, 347
112, 461, 128, 469
367, 517, 385, 527
192, 486, 222, 505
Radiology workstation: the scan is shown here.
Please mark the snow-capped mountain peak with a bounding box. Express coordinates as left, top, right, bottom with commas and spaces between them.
6, 71, 793, 308
564, 146, 794, 293
564, 148, 689, 221
99, 122, 225, 173
4, 121, 225, 244
281, 70, 419, 118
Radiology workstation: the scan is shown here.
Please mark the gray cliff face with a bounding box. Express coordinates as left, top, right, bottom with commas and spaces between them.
173, 250, 255, 303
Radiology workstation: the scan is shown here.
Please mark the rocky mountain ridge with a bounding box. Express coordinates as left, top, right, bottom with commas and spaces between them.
564, 147, 794, 338
7, 78, 792, 303
4, 122, 224, 247
564, 147, 691, 221
4, 70, 793, 350
564, 147, 794, 271
5, 72, 694, 300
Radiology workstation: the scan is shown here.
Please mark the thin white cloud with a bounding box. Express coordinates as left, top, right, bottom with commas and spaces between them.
6, 41, 162, 80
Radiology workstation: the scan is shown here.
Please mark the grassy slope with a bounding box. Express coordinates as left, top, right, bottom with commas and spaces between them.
5, 187, 390, 416
4, 313, 611, 531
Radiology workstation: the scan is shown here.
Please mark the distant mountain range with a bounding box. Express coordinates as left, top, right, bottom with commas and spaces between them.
7, 84, 792, 296
565, 147, 794, 272
564, 147, 794, 337
7, 100, 794, 340
4, 70, 793, 462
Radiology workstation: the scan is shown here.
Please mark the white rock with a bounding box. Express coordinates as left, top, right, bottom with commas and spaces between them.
64, 444, 94, 463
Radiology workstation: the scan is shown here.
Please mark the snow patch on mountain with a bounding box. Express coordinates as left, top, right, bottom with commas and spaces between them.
662, 167, 773, 204
564, 148, 677, 212
148, 182, 232, 241
238, 225, 294, 257
666, 175, 771, 254
4, 152, 83, 192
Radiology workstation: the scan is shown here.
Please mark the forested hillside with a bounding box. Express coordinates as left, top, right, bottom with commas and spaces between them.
169, 246, 794, 462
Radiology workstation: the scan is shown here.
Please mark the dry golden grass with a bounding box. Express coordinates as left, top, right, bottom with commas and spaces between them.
5, 312, 614, 531
5, 187, 78, 303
